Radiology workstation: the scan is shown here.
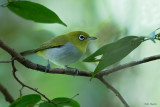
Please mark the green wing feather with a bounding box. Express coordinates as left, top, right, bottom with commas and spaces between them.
21, 34, 68, 56
37, 35, 68, 51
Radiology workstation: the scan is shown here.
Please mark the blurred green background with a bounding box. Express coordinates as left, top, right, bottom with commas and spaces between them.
0, 0, 160, 107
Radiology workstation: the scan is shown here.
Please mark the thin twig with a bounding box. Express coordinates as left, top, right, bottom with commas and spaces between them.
98, 77, 129, 107
0, 83, 14, 103
11, 58, 56, 106
19, 86, 24, 97
0, 60, 12, 63
99, 54, 160, 76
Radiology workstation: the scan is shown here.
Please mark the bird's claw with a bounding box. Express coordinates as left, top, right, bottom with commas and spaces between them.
65, 65, 79, 75
73, 68, 79, 75
45, 60, 50, 72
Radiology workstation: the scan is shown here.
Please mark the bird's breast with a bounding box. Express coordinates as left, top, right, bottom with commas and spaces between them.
43, 42, 83, 66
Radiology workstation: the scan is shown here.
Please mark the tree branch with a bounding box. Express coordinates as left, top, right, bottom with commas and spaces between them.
98, 77, 129, 107
0, 83, 14, 103
1, 39, 160, 107
99, 54, 160, 76
1, 39, 160, 78
0, 40, 94, 77
11, 57, 56, 105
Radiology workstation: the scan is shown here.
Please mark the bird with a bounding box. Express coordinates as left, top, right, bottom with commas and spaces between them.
20, 31, 97, 72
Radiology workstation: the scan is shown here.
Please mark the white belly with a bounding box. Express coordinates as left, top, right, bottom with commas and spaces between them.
44, 42, 83, 66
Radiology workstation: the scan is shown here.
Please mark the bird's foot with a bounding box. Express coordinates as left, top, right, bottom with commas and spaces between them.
65, 65, 79, 75
45, 60, 50, 72
73, 68, 79, 75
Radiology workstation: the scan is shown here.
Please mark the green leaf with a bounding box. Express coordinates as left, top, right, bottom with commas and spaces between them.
84, 36, 144, 80
157, 32, 160, 38
7, 1, 67, 26
39, 102, 55, 107
10, 94, 41, 107
39, 97, 80, 107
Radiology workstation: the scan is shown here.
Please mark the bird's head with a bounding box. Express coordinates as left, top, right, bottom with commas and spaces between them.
66, 31, 97, 52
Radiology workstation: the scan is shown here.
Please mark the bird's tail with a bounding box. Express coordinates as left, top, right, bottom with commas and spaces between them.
20, 49, 37, 56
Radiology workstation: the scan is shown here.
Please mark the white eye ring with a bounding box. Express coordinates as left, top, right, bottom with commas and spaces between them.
78, 35, 85, 41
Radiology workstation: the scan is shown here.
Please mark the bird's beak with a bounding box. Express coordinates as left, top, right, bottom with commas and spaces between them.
87, 37, 97, 40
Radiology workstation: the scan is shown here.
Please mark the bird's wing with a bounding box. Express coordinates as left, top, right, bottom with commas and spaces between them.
35, 34, 68, 52
20, 35, 68, 56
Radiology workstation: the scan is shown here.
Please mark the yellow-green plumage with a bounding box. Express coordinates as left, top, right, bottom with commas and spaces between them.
21, 31, 96, 66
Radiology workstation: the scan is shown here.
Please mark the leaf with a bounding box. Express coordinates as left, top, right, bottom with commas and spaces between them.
39, 102, 55, 107
39, 97, 80, 107
7, 1, 67, 26
10, 94, 41, 107
84, 36, 144, 80
157, 33, 160, 38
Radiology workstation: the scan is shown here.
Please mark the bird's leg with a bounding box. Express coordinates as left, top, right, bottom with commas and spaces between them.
65, 65, 79, 75
45, 59, 50, 72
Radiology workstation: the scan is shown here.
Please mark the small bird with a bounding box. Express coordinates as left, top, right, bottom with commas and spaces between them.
21, 31, 97, 71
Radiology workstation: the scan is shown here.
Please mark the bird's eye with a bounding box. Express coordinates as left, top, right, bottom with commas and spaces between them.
78, 35, 85, 41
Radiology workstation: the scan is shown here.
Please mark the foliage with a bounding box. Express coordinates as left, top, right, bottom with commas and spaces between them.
7, 1, 66, 26
10, 94, 80, 107
40, 97, 80, 107
9, 94, 41, 107
84, 36, 145, 79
